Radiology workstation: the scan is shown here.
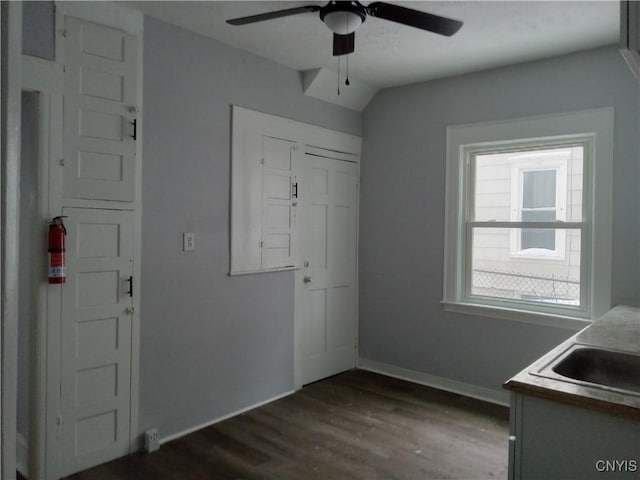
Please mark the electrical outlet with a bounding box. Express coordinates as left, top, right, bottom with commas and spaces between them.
144, 428, 160, 453
183, 232, 195, 251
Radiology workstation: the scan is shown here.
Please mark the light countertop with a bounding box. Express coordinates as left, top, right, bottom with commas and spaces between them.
504, 305, 640, 420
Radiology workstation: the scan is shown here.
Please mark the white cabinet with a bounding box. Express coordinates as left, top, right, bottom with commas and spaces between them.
262, 136, 299, 269
509, 392, 640, 480
230, 106, 361, 275
230, 132, 300, 273
63, 16, 138, 202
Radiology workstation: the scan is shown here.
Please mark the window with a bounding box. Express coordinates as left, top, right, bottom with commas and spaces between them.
471, 147, 579, 306
443, 109, 613, 326
520, 170, 557, 251
513, 156, 570, 257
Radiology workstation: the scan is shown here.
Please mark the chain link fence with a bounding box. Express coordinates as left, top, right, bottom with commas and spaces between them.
472, 268, 580, 304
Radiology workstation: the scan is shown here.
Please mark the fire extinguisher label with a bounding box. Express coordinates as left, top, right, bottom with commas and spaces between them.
49, 266, 65, 277
49, 252, 65, 277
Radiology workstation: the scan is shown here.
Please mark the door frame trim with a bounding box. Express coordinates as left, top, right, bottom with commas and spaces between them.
21, 53, 64, 480
1, 2, 22, 478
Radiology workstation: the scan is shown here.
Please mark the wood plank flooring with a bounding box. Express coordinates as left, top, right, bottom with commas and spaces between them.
63, 369, 509, 480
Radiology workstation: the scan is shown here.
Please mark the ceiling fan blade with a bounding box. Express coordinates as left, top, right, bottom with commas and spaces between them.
333, 32, 355, 56
227, 5, 320, 26
367, 2, 463, 36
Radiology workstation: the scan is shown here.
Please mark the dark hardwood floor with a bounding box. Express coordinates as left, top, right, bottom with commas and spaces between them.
59, 369, 508, 480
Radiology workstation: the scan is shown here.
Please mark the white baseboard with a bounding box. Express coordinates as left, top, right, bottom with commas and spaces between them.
160, 389, 295, 445
17, 432, 29, 478
358, 357, 510, 407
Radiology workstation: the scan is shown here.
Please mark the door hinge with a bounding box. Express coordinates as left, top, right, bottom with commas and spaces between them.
56, 415, 63, 438
260, 158, 265, 165
58, 158, 65, 167
130, 119, 137, 141
292, 182, 298, 199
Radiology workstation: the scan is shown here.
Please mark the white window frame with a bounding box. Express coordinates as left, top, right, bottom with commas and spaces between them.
442, 108, 613, 329
508, 152, 569, 259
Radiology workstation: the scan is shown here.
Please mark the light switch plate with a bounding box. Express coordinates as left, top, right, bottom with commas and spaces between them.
183, 232, 195, 251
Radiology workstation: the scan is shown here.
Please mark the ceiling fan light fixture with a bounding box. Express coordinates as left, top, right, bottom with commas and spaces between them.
322, 10, 363, 35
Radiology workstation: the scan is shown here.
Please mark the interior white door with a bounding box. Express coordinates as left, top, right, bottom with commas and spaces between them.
296, 152, 358, 386
59, 207, 134, 477
63, 16, 138, 202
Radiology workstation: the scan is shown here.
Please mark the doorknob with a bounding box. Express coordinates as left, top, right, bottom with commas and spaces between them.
303, 276, 313, 284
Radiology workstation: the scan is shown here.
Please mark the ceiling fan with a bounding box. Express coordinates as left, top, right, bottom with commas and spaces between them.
226, 1, 463, 56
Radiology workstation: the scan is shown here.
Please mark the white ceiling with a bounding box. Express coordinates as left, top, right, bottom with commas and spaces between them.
129, 1, 619, 89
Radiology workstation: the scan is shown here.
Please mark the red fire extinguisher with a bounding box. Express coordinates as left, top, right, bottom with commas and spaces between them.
48, 216, 67, 284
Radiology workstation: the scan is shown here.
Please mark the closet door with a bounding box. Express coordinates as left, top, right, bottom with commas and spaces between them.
59, 208, 134, 477
296, 152, 358, 386
63, 16, 138, 201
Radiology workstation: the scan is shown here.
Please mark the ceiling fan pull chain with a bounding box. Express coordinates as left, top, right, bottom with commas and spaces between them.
346, 53, 350, 86
337, 55, 341, 95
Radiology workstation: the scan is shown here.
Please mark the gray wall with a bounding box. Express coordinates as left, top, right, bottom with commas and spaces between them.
140, 17, 361, 439
22, 1, 54, 60
359, 46, 640, 394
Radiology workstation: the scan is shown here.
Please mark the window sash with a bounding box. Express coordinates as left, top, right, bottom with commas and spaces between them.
514, 164, 567, 255
463, 222, 587, 313
522, 169, 556, 208
463, 144, 586, 314
467, 221, 582, 229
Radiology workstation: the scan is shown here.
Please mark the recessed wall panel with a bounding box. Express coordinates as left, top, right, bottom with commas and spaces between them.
76, 317, 119, 358
311, 204, 328, 268
310, 289, 327, 355
265, 204, 291, 229
333, 206, 351, 269
264, 174, 291, 200
77, 223, 120, 258
335, 170, 354, 194
75, 410, 117, 456
329, 286, 354, 349
78, 151, 124, 182
311, 167, 328, 194
264, 137, 292, 171
77, 271, 119, 307
80, 23, 124, 61
76, 364, 118, 406
79, 110, 122, 141
79, 67, 124, 102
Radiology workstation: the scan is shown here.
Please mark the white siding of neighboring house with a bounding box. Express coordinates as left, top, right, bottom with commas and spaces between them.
472, 146, 583, 302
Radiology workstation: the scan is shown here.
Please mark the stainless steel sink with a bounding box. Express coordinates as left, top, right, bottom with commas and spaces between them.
532, 344, 640, 396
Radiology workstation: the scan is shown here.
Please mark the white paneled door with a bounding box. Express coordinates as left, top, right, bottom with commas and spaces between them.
262, 136, 298, 269
63, 16, 138, 202
296, 152, 358, 386
59, 208, 134, 477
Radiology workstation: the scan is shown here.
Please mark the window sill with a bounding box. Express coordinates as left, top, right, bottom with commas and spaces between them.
509, 250, 566, 261
441, 300, 591, 331
229, 266, 299, 276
